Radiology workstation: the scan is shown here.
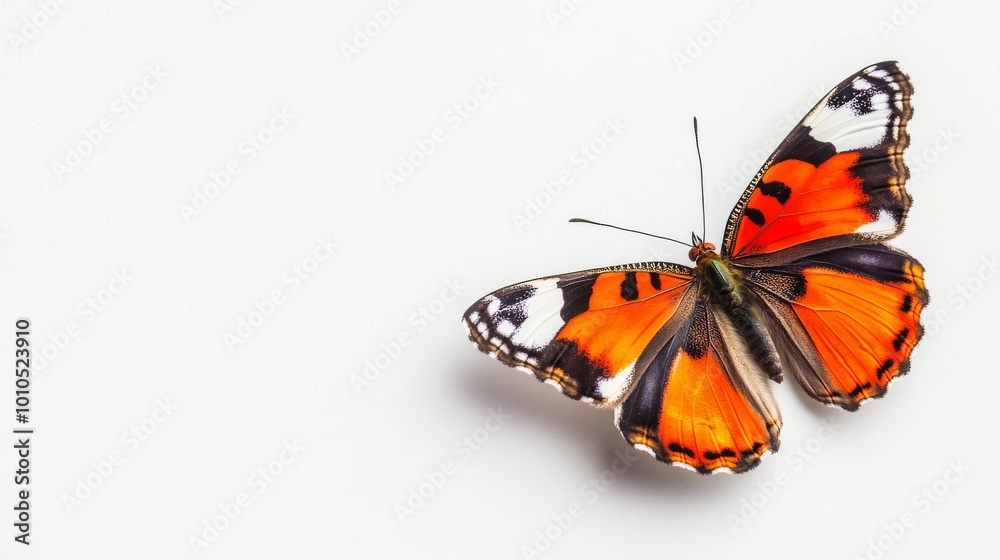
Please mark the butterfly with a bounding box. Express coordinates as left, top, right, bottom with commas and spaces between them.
461, 61, 928, 474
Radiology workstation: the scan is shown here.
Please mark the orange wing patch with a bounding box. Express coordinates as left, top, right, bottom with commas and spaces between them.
795, 264, 925, 403
745, 244, 927, 410
463, 264, 695, 407
556, 271, 689, 387
732, 152, 870, 257
657, 342, 775, 472
617, 301, 781, 473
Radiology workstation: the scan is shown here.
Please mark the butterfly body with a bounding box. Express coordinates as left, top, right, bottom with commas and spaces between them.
691, 243, 784, 382
463, 62, 927, 474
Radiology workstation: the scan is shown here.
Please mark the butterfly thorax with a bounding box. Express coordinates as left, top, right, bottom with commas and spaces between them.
691, 246, 740, 302
692, 244, 784, 382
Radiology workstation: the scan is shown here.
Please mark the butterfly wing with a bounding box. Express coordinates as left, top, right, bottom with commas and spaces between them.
616, 298, 782, 473
743, 244, 928, 411
722, 61, 914, 266
462, 263, 695, 407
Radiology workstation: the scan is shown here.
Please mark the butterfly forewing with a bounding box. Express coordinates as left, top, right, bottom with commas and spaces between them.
723, 61, 914, 266
462, 263, 695, 407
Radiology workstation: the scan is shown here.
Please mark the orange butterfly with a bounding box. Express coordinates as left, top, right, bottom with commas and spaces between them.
461, 61, 927, 474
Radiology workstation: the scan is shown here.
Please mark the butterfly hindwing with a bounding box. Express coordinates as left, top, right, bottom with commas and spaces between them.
462, 263, 695, 407
723, 61, 914, 265
744, 244, 928, 411
616, 299, 782, 473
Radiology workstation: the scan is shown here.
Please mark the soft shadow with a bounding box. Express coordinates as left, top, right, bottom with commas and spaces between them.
453, 356, 765, 500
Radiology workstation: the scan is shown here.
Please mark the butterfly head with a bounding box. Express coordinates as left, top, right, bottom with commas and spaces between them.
688, 233, 718, 263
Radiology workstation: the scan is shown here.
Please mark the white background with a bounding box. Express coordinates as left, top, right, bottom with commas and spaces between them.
1, 1, 998, 558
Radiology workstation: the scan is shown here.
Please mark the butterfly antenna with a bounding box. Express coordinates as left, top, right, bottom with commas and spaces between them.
693, 116, 707, 243
569, 218, 692, 248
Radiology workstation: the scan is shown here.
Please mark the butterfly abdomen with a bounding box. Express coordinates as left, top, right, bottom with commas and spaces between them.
724, 299, 783, 382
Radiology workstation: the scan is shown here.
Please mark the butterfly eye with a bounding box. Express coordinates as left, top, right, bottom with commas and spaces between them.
688, 247, 699, 261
